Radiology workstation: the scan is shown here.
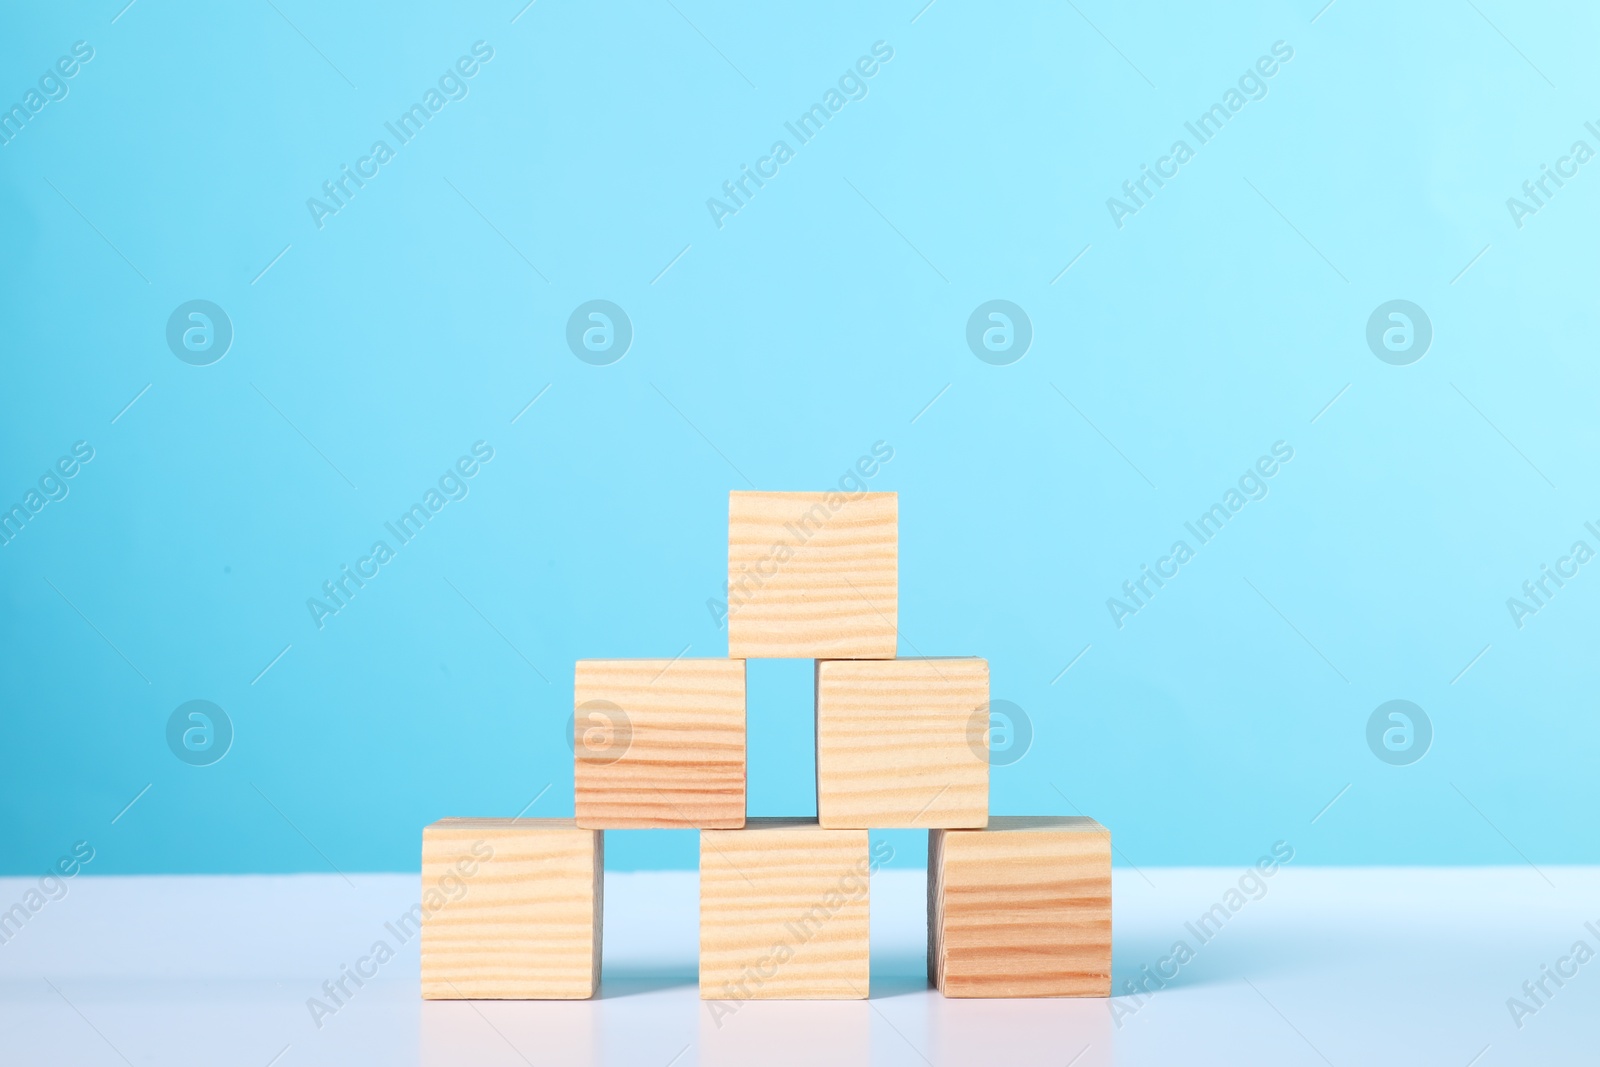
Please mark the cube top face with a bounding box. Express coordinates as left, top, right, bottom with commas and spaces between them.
699, 822, 870, 1000
711, 816, 826, 832
815, 658, 989, 829
930, 819, 1111, 998
574, 658, 746, 829
429, 816, 581, 831
981, 815, 1106, 834
420, 818, 602, 1000
727, 491, 897, 659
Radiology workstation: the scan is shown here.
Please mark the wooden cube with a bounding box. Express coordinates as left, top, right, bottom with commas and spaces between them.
700, 818, 870, 1000
815, 658, 989, 829
929, 816, 1112, 997
574, 658, 745, 829
727, 490, 897, 659
420, 818, 602, 1000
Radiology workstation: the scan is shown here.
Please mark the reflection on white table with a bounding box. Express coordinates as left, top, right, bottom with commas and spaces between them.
0, 867, 1595, 1065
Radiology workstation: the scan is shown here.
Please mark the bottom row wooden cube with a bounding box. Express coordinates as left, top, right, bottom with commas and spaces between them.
420, 818, 602, 1000
419, 815, 1111, 1002
929, 816, 1112, 997
699, 818, 870, 1000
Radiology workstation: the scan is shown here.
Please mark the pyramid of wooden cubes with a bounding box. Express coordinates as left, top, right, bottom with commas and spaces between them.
419, 490, 1111, 1000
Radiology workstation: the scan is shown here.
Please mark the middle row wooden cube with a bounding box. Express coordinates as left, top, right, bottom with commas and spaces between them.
575, 658, 747, 829
575, 656, 989, 831
816, 657, 989, 829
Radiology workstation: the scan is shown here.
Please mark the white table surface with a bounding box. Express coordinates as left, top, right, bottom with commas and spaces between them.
1, 867, 1594, 1065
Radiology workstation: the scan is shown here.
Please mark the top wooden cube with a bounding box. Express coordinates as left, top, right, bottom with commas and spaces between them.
727, 491, 897, 659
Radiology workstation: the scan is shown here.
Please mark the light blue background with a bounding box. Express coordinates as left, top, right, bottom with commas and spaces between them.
3, 0, 1596, 875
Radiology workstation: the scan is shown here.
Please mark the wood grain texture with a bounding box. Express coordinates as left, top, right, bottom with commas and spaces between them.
420, 818, 602, 1000
700, 818, 870, 1000
727, 491, 897, 659
815, 658, 988, 829
574, 658, 745, 829
929, 816, 1111, 998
